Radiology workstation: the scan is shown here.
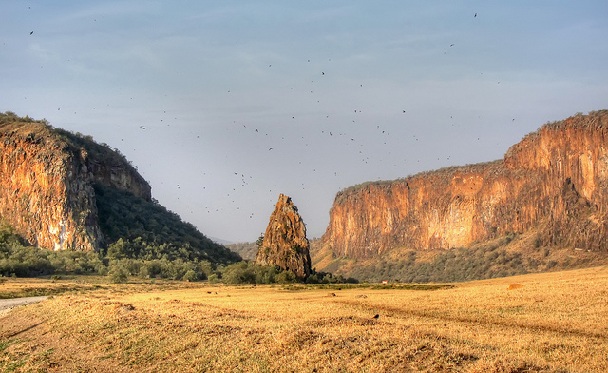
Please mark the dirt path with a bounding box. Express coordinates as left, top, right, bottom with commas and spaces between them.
0, 296, 48, 317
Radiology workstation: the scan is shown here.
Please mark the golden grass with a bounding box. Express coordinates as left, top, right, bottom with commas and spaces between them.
2, 267, 608, 372
0, 276, 204, 299
0, 276, 104, 299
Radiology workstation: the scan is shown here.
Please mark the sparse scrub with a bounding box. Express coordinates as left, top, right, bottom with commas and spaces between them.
0, 111, 48, 125
340, 234, 593, 283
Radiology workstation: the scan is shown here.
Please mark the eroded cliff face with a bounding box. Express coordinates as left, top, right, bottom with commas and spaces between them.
83, 140, 151, 202
256, 194, 312, 279
322, 111, 608, 259
0, 120, 151, 251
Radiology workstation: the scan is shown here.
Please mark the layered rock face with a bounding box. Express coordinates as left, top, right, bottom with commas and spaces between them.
256, 194, 312, 279
0, 120, 151, 251
322, 111, 608, 259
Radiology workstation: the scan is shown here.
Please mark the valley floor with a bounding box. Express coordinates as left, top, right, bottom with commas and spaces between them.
1, 267, 608, 372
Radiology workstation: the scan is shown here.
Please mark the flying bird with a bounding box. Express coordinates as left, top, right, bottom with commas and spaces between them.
372, 314, 380, 319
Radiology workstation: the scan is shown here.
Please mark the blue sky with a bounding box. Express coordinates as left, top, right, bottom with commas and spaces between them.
2, 1, 607, 243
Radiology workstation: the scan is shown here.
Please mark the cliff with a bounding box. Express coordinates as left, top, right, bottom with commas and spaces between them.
0, 114, 239, 266
0, 116, 150, 251
321, 110, 608, 260
256, 194, 312, 279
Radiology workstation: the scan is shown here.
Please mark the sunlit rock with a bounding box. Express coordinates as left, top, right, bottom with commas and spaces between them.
256, 193, 312, 279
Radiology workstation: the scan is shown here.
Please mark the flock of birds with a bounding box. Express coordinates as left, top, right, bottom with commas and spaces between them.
24, 9, 501, 242
114, 11, 491, 240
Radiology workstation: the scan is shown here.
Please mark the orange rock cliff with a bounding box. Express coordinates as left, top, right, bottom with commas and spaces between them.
0, 120, 150, 251
321, 111, 608, 259
256, 194, 312, 279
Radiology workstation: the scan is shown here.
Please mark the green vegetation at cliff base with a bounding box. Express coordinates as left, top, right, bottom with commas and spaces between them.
0, 222, 356, 285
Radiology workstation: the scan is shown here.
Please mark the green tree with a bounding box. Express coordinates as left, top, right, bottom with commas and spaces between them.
276, 270, 296, 284
222, 262, 256, 284
256, 234, 264, 248
108, 261, 129, 283
183, 269, 198, 282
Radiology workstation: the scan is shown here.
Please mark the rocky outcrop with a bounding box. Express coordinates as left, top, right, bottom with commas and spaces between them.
0, 119, 151, 251
256, 194, 312, 279
322, 110, 608, 259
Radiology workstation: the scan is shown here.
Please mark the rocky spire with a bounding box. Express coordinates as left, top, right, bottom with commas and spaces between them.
255, 193, 312, 279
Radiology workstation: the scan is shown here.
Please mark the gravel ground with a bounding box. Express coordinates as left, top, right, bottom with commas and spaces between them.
0, 296, 48, 317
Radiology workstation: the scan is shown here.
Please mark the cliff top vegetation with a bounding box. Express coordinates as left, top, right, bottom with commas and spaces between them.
504, 109, 608, 159
335, 110, 608, 204
335, 160, 503, 204
0, 111, 140, 179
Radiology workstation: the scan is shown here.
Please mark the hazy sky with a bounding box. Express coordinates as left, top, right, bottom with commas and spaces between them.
2, 1, 607, 243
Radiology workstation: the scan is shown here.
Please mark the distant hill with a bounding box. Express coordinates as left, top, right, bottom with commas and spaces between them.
210, 237, 234, 246
228, 242, 258, 261
0, 112, 240, 265
314, 110, 608, 282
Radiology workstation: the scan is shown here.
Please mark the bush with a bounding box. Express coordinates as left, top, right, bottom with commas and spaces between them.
183, 269, 198, 282
108, 262, 129, 283
48, 250, 105, 275
0, 242, 54, 277
254, 265, 279, 284
222, 262, 256, 284
276, 270, 296, 284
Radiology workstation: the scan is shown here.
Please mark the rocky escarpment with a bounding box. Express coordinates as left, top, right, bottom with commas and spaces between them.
0, 117, 150, 251
256, 194, 312, 279
322, 110, 608, 259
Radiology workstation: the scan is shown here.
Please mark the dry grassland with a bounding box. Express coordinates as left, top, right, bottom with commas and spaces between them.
1, 266, 608, 372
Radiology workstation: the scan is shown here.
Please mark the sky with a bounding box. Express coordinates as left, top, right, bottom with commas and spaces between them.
2, 1, 608, 243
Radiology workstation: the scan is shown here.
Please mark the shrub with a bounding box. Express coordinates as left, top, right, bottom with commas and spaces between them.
183, 269, 198, 282
254, 265, 279, 284
276, 270, 296, 284
0, 242, 54, 277
222, 262, 256, 284
108, 262, 129, 283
